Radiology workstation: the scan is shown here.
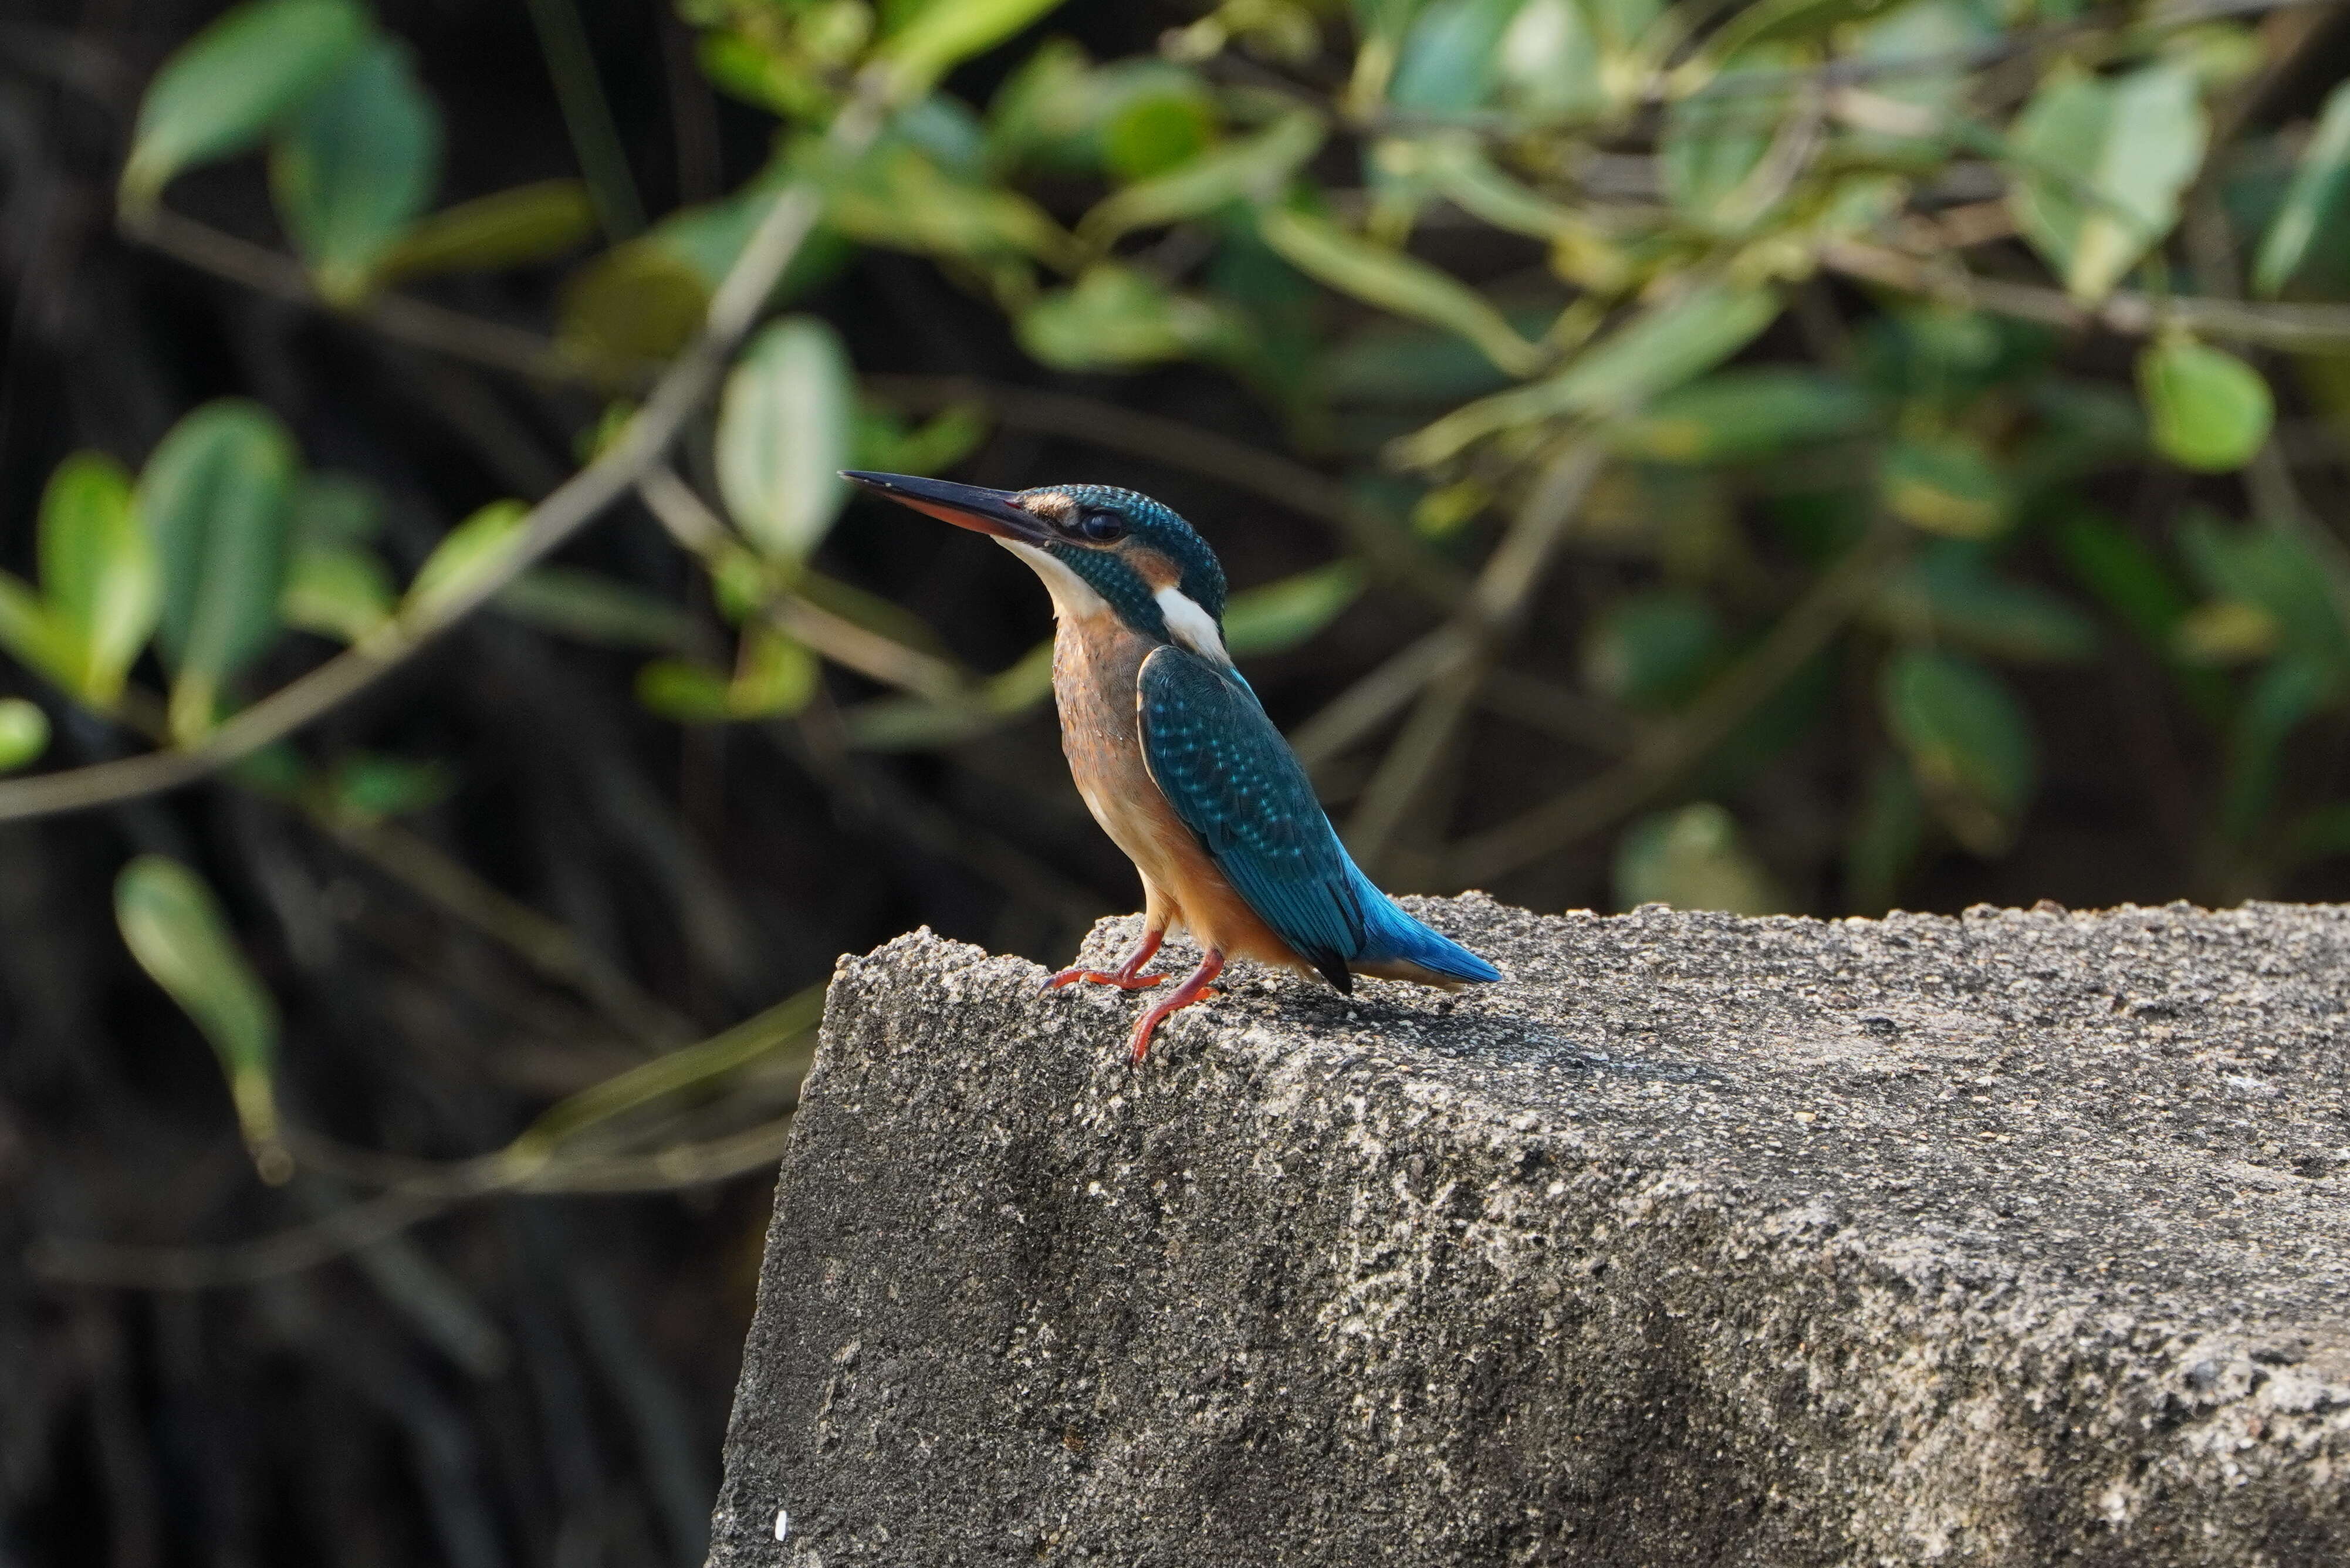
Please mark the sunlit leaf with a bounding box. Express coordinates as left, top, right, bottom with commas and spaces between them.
559, 242, 711, 369
2009, 62, 2207, 302
120, 0, 368, 207
1494, 0, 1608, 121
729, 624, 820, 717
1608, 369, 1875, 463
136, 401, 297, 741
1223, 563, 1368, 657
0, 577, 78, 695
280, 546, 394, 643
2173, 599, 2278, 665
877, 0, 1070, 100
1397, 283, 1781, 464
115, 856, 285, 1177
1614, 802, 1785, 915
2254, 80, 2350, 298
2137, 335, 2272, 473
495, 567, 694, 650
811, 138, 1075, 268
269, 32, 442, 304
636, 658, 737, 722
1016, 265, 1243, 370
716, 317, 853, 563
1259, 207, 1543, 376
1881, 432, 2009, 539
406, 499, 529, 614
1879, 647, 2035, 855
1076, 110, 1325, 245
0, 699, 48, 773
1103, 93, 1218, 183
38, 452, 158, 706
851, 401, 989, 477
375, 181, 598, 284
1582, 589, 1722, 709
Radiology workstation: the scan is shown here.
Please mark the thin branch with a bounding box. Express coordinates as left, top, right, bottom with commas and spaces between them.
0, 92, 888, 826
1820, 239, 2350, 351
1438, 521, 1907, 887
864, 374, 1472, 614
120, 204, 631, 387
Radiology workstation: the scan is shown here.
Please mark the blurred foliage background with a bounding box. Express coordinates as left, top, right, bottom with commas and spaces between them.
6, 0, 2350, 1560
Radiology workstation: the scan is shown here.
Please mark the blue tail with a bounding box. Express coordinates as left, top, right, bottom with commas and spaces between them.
1345, 863, 1503, 983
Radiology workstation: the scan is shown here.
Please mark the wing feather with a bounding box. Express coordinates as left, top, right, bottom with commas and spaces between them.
1136, 645, 1362, 988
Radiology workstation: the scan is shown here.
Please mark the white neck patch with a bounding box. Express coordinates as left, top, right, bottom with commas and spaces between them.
1155, 586, 1230, 665
1001, 539, 1108, 622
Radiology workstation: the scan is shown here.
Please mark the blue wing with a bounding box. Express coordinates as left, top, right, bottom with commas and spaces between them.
1137, 644, 1367, 989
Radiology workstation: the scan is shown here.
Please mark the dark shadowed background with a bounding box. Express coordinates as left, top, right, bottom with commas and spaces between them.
4, 0, 2350, 1562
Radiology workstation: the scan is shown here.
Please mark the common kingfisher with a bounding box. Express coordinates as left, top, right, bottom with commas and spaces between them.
843, 471, 1503, 1062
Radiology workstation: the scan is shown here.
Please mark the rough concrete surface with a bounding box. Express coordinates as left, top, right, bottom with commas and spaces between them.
710, 897, 2350, 1566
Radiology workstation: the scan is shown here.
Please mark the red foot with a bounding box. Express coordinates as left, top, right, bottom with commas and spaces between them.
1043, 927, 1165, 992
1044, 967, 1165, 991
1130, 949, 1225, 1063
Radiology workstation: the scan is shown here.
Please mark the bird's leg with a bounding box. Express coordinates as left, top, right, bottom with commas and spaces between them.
1043, 924, 1166, 992
1130, 948, 1225, 1063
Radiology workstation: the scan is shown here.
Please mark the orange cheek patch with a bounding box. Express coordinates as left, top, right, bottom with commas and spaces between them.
1128, 548, 1181, 590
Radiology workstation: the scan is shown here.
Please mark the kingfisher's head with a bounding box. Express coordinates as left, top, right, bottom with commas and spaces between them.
843, 471, 1230, 664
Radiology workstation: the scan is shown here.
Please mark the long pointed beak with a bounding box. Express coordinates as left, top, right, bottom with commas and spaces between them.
841, 471, 1051, 546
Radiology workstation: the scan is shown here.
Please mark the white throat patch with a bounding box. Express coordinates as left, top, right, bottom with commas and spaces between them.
1155, 586, 1230, 665
1000, 539, 1108, 621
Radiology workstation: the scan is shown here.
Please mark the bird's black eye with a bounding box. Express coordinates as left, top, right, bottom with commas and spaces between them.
1076, 509, 1127, 544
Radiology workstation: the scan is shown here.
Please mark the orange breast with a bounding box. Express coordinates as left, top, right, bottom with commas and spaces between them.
1052, 616, 1313, 976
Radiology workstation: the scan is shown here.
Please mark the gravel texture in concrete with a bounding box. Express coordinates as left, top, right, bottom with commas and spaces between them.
712, 897, 2350, 1566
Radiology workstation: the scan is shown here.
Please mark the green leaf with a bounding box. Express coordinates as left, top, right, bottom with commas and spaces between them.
0, 576, 79, 694
1222, 563, 1368, 657
2008, 62, 2207, 302
558, 242, 712, 369
1103, 93, 1218, 183
1257, 207, 1543, 377
851, 401, 989, 477
810, 137, 1074, 267
120, 0, 368, 207
327, 752, 455, 821
1879, 647, 2036, 856
1016, 265, 1244, 371
877, 0, 1071, 100
1582, 589, 1723, 709
1076, 111, 1325, 245
38, 452, 159, 706
1608, 369, 1876, 463
289, 471, 383, 547
2223, 656, 2334, 840
728, 625, 820, 717
375, 180, 598, 284
1881, 432, 2010, 539
2173, 599, 2277, 664
2254, 80, 2350, 298
1660, 53, 1798, 232
0, 699, 48, 773
1614, 803, 1786, 915
406, 499, 530, 614
716, 317, 853, 564
1397, 283, 1782, 464
2174, 509, 2349, 667
1845, 753, 1925, 914
280, 546, 394, 643
1871, 545, 2098, 664
1391, 0, 1524, 113
114, 855, 285, 1174
269, 32, 441, 304
2138, 335, 2273, 473
495, 567, 693, 650
136, 400, 298, 741
2053, 511, 2191, 646
636, 658, 738, 722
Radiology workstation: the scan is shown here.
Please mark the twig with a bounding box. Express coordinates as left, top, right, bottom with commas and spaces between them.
1439, 521, 1906, 886
1820, 239, 2350, 351
0, 90, 888, 826
119, 204, 630, 387
864, 374, 1471, 614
